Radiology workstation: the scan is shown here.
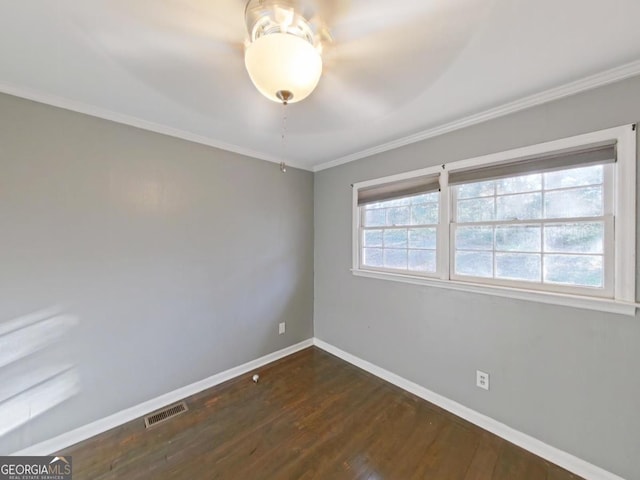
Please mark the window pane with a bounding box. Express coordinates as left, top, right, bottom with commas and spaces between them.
363, 230, 383, 247
409, 228, 437, 249
366, 192, 438, 210
456, 226, 493, 251
457, 198, 495, 222
411, 203, 439, 225
496, 253, 541, 281
496, 193, 542, 220
495, 225, 541, 252
457, 181, 495, 199
384, 229, 407, 248
384, 249, 408, 269
363, 248, 383, 267
455, 252, 493, 278
544, 255, 603, 287
365, 208, 387, 227
365, 202, 385, 210
387, 207, 411, 225
544, 223, 604, 254
411, 192, 439, 205
409, 250, 436, 272
544, 165, 603, 190
496, 174, 541, 195
361, 190, 440, 275
544, 186, 602, 219
384, 197, 412, 207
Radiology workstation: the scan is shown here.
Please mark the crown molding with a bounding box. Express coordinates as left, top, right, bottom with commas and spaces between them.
0, 82, 312, 172
313, 59, 640, 172
3, 59, 639, 174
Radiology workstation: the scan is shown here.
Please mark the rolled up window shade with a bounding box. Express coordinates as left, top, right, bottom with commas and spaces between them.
448, 143, 616, 186
358, 174, 440, 206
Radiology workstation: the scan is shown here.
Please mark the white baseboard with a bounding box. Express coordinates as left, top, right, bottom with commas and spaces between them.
12, 336, 626, 480
313, 338, 625, 480
12, 339, 314, 456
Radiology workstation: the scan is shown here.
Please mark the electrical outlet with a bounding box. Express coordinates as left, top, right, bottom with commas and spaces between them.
476, 370, 489, 391
278, 322, 286, 335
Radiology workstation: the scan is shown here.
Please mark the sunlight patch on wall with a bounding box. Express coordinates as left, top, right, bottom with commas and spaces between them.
0, 308, 80, 437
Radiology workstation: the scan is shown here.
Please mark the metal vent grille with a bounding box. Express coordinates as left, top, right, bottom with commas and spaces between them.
144, 401, 188, 428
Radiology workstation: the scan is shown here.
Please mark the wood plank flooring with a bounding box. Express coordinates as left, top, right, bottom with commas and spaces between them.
59, 347, 583, 480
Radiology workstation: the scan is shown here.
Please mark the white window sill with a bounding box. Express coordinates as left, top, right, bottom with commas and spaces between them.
351, 269, 638, 317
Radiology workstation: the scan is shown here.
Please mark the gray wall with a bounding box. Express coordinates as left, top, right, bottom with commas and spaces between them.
0, 93, 314, 454
315, 76, 640, 479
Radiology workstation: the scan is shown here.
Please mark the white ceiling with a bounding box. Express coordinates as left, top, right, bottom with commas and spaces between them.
1, 0, 640, 171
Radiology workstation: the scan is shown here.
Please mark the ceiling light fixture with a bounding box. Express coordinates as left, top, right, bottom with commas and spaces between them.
244, 0, 324, 105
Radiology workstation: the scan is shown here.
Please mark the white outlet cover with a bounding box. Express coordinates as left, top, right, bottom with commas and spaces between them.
476, 370, 490, 391
278, 322, 286, 335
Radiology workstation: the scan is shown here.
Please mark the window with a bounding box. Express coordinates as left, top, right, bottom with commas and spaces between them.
361, 192, 440, 274
352, 126, 637, 315
450, 150, 614, 297
359, 175, 439, 275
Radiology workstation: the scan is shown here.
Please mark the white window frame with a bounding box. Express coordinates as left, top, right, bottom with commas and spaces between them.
353, 166, 444, 277
358, 189, 441, 279
352, 125, 638, 316
449, 166, 614, 298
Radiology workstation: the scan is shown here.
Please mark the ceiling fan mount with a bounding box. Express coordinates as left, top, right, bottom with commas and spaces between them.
244, 0, 332, 44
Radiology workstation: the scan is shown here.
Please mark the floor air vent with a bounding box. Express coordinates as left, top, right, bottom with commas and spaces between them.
144, 401, 188, 428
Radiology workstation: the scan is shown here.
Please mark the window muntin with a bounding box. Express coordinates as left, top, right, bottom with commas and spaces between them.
451, 165, 612, 295
361, 192, 439, 274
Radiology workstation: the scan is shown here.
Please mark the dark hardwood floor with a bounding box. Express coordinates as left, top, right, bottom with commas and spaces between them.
60, 347, 582, 479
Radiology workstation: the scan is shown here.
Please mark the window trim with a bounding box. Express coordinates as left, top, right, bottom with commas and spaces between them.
449, 164, 614, 298
353, 165, 444, 277
358, 190, 441, 278
352, 125, 637, 316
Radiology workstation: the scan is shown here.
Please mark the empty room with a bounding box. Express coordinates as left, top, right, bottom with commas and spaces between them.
1, 1, 639, 479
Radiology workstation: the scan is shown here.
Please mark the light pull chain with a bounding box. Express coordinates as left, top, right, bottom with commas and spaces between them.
280, 100, 288, 173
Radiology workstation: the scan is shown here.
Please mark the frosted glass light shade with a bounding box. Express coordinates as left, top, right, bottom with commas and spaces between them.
245, 33, 322, 103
